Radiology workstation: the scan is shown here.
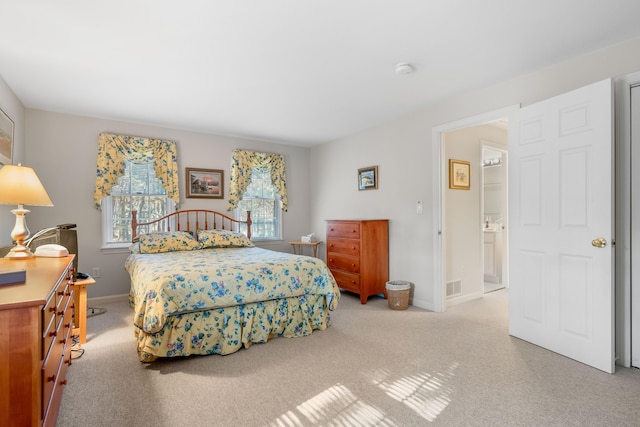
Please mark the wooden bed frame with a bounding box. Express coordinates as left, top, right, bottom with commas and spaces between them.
131, 209, 252, 239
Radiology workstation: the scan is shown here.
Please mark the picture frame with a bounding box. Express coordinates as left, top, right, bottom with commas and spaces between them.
358, 165, 378, 190
449, 159, 470, 190
0, 108, 14, 165
186, 168, 224, 199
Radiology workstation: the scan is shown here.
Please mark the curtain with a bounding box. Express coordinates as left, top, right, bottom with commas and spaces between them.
93, 132, 180, 209
227, 149, 288, 211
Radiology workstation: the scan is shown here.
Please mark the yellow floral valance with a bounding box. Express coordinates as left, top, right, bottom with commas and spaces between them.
93, 132, 180, 209
227, 149, 288, 212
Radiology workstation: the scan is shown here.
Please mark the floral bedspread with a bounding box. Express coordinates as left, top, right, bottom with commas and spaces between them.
125, 247, 340, 335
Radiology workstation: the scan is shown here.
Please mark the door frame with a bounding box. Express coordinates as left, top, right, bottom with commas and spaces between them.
616, 71, 640, 368
431, 105, 519, 312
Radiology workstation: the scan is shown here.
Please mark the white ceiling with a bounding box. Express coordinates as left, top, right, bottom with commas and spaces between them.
2, 1, 640, 147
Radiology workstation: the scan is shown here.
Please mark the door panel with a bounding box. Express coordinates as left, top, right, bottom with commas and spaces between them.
509, 79, 614, 373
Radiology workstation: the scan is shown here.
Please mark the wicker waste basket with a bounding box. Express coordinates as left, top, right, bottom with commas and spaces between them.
386, 281, 411, 310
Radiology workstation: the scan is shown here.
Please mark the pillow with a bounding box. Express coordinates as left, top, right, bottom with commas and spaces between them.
197, 229, 254, 248
138, 231, 202, 254
129, 242, 141, 254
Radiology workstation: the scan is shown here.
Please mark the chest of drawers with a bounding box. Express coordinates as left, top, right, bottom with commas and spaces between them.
326, 220, 389, 304
0, 256, 75, 427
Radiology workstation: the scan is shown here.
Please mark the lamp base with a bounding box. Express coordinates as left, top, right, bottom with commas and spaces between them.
5, 244, 35, 260
5, 205, 34, 260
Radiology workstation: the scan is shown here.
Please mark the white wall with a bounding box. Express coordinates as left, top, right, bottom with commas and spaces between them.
0, 75, 26, 246
24, 110, 312, 298
310, 36, 640, 311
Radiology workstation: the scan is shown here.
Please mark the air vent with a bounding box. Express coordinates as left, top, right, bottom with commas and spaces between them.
446, 280, 462, 298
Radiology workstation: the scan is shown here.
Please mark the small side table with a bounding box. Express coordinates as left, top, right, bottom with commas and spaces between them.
289, 241, 322, 258
71, 275, 96, 345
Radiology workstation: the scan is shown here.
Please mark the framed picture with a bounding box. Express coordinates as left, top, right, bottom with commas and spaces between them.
186, 168, 224, 199
0, 108, 14, 165
358, 165, 378, 190
449, 159, 470, 190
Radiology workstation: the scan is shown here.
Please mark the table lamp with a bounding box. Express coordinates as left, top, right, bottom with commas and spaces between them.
0, 164, 53, 259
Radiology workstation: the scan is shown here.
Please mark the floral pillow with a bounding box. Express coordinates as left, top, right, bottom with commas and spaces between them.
197, 229, 254, 248
138, 231, 202, 254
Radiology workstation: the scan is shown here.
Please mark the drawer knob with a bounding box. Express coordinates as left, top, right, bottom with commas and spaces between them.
60, 338, 67, 344
60, 379, 68, 385
49, 331, 57, 337
58, 310, 65, 316
47, 374, 56, 383
351, 263, 356, 267
352, 229, 356, 233
49, 306, 56, 313
57, 290, 64, 296
64, 322, 71, 329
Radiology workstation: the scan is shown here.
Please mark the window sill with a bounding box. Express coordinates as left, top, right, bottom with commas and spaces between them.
100, 245, 132, 254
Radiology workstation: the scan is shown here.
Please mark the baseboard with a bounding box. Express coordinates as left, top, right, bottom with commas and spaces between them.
87, 293, 129, 306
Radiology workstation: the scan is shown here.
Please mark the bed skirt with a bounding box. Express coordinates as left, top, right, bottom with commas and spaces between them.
133, 294, 332, 362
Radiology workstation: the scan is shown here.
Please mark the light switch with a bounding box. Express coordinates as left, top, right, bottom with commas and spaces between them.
416, 200, 423, 214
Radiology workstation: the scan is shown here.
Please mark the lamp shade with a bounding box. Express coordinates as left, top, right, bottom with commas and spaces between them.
0, 164, 53, 206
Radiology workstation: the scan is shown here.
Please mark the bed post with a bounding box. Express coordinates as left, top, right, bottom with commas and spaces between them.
246, 211, 252, 239
131, 210, 138, 239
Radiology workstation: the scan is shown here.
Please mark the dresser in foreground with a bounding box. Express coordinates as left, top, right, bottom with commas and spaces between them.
0, 255, 75, 427
326, 219, 389, 304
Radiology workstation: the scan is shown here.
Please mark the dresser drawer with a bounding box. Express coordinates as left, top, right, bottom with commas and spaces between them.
326, 253, 360, 273
42, 294, 57, 354
326, 238, 360, 256
43, 297, 73, 427
327, 222, 360, 239
330, 270, 360, 293
42, 323, 64, 416
42, 295, 73, 426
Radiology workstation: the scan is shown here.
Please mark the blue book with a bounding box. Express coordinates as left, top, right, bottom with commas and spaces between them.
0, 269, 26, 286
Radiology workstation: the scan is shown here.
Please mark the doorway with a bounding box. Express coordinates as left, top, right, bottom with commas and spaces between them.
431, 105, 517, 312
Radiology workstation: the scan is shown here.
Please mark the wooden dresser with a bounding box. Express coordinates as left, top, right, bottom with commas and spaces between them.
0, 256, 75, 427
326, 220, 389, 304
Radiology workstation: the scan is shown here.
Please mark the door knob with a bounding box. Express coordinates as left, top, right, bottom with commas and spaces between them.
591, 237, 607, 248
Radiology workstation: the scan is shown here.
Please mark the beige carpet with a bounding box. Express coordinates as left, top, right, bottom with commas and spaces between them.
57, 290, 640, 426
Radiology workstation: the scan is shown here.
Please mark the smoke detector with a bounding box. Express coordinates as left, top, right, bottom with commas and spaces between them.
395, 63, 415, 75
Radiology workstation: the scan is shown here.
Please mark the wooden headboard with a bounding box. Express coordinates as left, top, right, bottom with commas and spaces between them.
131, 209, 252, 240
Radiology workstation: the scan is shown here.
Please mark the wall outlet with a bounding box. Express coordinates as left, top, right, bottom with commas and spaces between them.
92, 267, 101, 278
416, 200, 423, 214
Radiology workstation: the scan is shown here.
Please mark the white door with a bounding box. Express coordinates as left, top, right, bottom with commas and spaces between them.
508, 79, 615, 373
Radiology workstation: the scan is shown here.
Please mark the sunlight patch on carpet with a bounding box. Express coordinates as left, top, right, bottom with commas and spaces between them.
370, 362, 458, 422
268, 383, 395, 426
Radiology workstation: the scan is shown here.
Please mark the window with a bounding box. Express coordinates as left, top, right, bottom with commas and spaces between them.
94, 132, 180, 249
101, 160, 174, 247
237, 167, 282, 240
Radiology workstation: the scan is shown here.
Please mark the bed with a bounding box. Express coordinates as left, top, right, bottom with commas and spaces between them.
125, 209, 340, 362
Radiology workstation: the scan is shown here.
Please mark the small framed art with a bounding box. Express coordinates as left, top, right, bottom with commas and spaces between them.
449, 159, 470, 190
0, 108, 14, 165
358, 165, 378, 190
186, 168, 224, 199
